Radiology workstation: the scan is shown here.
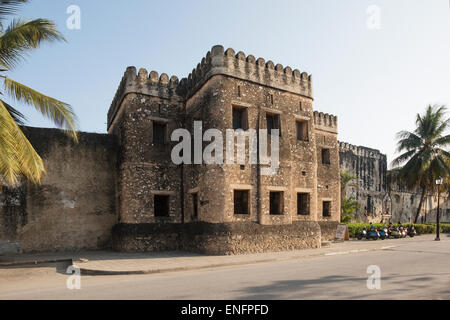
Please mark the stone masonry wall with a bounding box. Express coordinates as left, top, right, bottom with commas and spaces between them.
113, 221, 321, 255
0, 127, 118, 253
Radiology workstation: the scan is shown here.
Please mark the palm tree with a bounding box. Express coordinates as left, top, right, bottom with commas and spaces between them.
392, 105, 450, 223
0, 0, 78, 189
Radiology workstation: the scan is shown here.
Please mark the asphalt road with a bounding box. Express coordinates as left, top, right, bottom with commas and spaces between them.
0, 235, 449, 300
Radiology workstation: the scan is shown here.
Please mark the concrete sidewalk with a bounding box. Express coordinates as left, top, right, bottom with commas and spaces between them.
0, 235, 443, 275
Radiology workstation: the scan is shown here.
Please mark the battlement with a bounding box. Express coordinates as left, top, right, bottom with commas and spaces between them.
177, 45, 313, 99
313, 111, 338, 134
108, 45, 314, 129
339, 142, 386, 160
107, 67, 181, 129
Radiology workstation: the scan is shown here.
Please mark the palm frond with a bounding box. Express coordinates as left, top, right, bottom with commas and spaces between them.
431, 117, 450, 141
0, 0, 28, 21
0, 97, 25, 125
395, 131, 422, 152
434, 134, 450, 147
391, 149, 416, 168
0, 18, 66, 69
3, 77, 78, 141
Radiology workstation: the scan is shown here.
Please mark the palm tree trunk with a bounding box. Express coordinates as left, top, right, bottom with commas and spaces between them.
414, 187, 426, 224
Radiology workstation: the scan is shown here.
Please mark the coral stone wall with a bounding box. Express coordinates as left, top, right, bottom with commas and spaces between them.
315, 113, 340, 223
113, 221, 321, 255
0, 127, 118, 253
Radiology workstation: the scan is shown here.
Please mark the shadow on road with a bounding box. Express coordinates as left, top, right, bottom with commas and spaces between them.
233, 272, 450, 300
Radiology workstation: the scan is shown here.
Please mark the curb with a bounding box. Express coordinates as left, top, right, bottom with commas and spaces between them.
0, 258, 73, 268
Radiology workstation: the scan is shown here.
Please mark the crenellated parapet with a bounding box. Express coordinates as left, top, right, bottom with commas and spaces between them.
107, 67, 181, 129
313, 111, 338, 134
108, 45, 315, 129
339, 142, 386, 160
177, 45, 313, 99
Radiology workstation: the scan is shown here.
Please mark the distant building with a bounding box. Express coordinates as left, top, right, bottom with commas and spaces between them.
339, 143, 449, 224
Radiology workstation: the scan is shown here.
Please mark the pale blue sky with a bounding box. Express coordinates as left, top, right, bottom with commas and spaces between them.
7, 0, 450, 164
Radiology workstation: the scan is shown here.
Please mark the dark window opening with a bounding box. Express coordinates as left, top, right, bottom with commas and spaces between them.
296, 120, 309, 141
153, 122, 166, 145
232, 107, 248, 130
367, 196, 373, 213
154, 195, 170, 217
267, 114, 281, 136
323, 201, 331, 217
234, 190, 249, 215
237, 86, 241, 97
322, 148, 331, 165
270, 192, 284, 215
192, 193, 198, 220
297, 193, 310, 216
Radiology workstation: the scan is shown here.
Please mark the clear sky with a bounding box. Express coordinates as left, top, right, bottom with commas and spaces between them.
7, 0, 450, 165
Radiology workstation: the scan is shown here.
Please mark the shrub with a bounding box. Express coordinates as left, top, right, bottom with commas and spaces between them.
344, 222, 449, 238
341, 215, 352, 224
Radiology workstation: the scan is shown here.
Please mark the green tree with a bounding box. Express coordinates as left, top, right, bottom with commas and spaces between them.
0, 0, 77, 189
392, 105, 450, 223
342, 196, 360, 215
340, 171, 360, 221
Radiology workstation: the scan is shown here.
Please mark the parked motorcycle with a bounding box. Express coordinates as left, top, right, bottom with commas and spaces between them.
407, 226, 417, 238
378, 227, 388, 240
388, 227, 401, 239
366, 229, 379, 241
357, 228, 367, 240
399, 226, 407, 238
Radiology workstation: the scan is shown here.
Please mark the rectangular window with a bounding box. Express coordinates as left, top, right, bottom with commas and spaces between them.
154, 195, 169, 217
297, 193, 310, 216
192, 193, 198, 220
232, 106, 248, 130
322, 148, 331, 165
323, 201, 331, 217
270, 192, 284, 215
153, 122, 167, 145
296, 120, 309, 141
234, 190, 249, 215
267, 114, 281, 136
367, 196, 373, 213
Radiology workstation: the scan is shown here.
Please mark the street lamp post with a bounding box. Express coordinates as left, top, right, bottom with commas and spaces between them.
435, 177, 443, 241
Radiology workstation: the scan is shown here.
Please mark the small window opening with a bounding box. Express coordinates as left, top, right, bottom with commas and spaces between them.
234, 190, 249, 215
323, 201, 331, 217
192, 193, 198, 220
296, 120, 309, 141
297, 193, 310, 216
322, 148, 331, 165
154, 195, 170, 217
267, 113, 281, 136
270, 192, 284, 215
232, 106, 248, 130
153, 122, 167, 145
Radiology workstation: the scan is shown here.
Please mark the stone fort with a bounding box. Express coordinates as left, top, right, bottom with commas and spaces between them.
0, 45, 448, 254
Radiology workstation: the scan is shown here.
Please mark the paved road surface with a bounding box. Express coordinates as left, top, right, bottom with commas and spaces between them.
0, 235, 449, 300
